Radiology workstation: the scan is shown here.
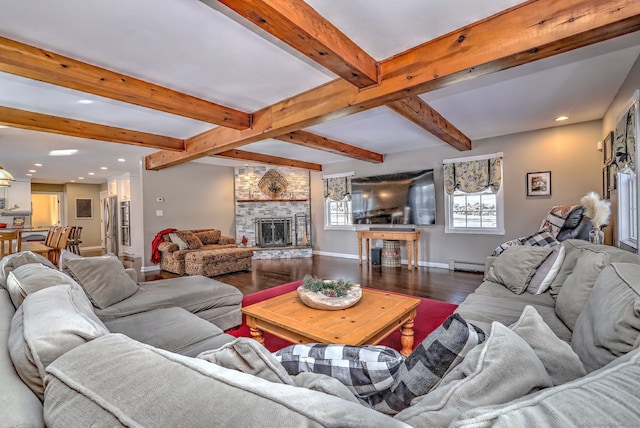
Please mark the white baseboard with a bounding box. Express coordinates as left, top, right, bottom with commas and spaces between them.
140, 265, 160, 273
312, 250, 449, 270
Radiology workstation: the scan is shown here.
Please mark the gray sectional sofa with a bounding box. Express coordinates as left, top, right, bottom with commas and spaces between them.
3, 240, 640, 427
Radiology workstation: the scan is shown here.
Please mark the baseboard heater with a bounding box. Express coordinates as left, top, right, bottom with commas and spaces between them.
448, 260, 484, 273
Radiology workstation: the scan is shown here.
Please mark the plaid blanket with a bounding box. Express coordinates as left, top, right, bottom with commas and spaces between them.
274, 344, 404, 398
364, 314, 486, 414
540, 205, 578, 237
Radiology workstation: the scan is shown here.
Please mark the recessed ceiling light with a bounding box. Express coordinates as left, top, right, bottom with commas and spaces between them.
34, 163, 42, 167
25, 173, 32, 177
118, 158, 126, 162
88, 172, 95, 176
49, 149, 78, 156
555, 116, 569, 122
28, 169, 36, 173
77, 99, 94, 104
100, 166, 108, 170
78, 177, 85, 180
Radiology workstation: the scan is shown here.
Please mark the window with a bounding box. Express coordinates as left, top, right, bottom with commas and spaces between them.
444, 153, 504, 235
326, 197, 353, 228
615, 90, 638, 251
451, 189, 497, 228
618, 171, 637, 249
323, 172, 354, 230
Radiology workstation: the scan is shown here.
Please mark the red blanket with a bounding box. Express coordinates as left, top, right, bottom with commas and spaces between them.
150, 228, 177, 264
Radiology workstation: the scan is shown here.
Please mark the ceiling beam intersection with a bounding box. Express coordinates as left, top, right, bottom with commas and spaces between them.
146, 0, 640, 170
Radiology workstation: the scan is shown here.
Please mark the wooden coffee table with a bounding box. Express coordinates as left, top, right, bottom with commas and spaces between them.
242, 288, 421, 356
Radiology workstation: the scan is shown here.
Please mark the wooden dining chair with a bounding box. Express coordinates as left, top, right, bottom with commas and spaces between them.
0, 230, 22, 258
44, 226, 58, 247
66, 226, 83, 255
47, 226, 72, 266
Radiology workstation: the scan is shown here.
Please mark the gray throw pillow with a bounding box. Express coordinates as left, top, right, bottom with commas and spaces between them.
526, 245, 565, 294
394, 323, 552, 427
198, 338, 294, 385
572, 263, 640, 372
8, 283, 109, 399
6, 263, 78, 308
364, 313, 486, 415
510, 306, 585, 385
485, 246, 553, 294
0, 251, 57, 289
275, 343, 404, 398
64, 255, 139, 309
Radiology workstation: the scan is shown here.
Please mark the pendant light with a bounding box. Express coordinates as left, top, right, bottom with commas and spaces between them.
0, 165, 15, 182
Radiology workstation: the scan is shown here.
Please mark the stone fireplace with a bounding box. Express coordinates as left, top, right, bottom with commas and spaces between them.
235, 166, 312, 259
256, 217, 293, 247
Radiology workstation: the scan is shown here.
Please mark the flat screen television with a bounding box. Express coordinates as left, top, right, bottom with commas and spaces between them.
351, 169, 436, 225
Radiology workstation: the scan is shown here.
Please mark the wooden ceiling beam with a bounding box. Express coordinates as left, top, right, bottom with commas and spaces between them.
214, 0, 378, 88
0, 36, 251, 129
214, 0, 463, 155
0, 105, 185, 151
274, 130, 383, 163
146, 0, 640, 170
386, 96, 472, 151
214, 149, 322, 171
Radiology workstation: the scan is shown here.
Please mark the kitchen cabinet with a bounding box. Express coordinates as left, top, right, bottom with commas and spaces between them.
0, 180, 32, 214
118, 174, 131, 201
107, 178, 118, 197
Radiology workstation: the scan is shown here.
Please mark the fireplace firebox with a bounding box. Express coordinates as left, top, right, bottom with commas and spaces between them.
255, 217, 293, 247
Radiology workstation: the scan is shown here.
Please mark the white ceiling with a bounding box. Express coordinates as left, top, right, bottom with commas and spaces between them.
0, 0, 639, 184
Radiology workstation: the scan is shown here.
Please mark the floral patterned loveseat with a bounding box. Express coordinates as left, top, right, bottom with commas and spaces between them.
157, 229, 237, 275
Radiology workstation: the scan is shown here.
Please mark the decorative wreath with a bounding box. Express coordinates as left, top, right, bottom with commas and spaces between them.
258, 169, 288, 199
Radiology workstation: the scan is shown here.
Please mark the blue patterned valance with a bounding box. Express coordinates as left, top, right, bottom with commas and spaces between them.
444, 157, 502, 195
323, 175, 352, 201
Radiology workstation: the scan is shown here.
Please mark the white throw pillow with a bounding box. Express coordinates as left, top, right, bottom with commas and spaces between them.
527, 245, 566, 295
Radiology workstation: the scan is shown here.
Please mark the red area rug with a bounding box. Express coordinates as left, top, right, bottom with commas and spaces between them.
229, 280, 458, 353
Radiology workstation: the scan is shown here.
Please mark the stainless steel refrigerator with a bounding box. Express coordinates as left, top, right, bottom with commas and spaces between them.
103, 195, 118, 254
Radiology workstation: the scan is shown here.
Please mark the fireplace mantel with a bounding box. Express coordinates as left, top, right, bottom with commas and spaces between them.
236, 199, 308, 203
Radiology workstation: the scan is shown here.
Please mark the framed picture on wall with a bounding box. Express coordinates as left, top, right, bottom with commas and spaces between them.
526, 171, 551, 196
75, 198, 93, 219
609, 164, 618, 193
603, 166, 610, 199
603, 131, 614, 165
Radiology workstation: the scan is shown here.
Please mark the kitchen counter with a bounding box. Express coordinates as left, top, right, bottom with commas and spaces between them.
0, 227, 51, 232
0, 227, 52, 242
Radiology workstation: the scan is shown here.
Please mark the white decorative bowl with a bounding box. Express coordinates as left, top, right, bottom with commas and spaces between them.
297, 283, 362, 310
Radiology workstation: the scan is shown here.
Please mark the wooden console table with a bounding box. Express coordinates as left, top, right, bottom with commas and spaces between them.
357, 230, 420, 270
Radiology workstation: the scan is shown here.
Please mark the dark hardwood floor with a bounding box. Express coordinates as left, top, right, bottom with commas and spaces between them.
132, 255, 482, 305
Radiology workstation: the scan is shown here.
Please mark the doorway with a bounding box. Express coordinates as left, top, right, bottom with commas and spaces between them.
31, 193, 63, 228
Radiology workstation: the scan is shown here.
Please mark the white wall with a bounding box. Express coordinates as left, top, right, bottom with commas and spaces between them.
141, 162, 235, 269
137, 121, 603, 270
312, 120, 603, 267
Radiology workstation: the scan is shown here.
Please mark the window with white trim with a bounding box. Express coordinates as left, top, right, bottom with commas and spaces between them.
615, 90, 638, 251
323, 172, 354, 230
618, 171, 637, 249
444, 153, 505, 235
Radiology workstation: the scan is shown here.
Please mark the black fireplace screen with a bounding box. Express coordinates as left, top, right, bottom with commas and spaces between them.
255, 218, 293, 247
